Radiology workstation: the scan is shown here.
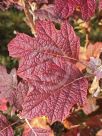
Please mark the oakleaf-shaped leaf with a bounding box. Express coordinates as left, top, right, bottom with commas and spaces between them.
0, 113, 14, 136
8, 20, 88, 122
0, 66, 17, 101
8, 21, 80, 82
21, 61, 88, 122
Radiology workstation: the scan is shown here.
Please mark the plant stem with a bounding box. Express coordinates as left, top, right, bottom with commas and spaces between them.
23, 0, 36, 35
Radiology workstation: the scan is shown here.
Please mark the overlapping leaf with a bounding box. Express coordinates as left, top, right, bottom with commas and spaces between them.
0, 65, 28, 111
79, 0, 96, 20
37, 0, 96, 21
55, 0, 96, 21
55, 0, 75, 19
0, 66, 17, 101
0, 113, 14, 136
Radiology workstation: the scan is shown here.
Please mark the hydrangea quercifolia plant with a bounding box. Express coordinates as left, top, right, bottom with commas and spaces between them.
0, 0, 102, 136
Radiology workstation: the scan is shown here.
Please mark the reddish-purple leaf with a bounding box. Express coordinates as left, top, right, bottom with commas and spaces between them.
8, 20, 80, 82
55, 0, 96, 21
0, 65, 29, 111
55, 0, 75, 19
80, 0, 96, 21
21, 60, 88, 122
64, 128, 79, 136
8, 20, 88, 122
0, 113, 14, 136
0, 66, 17, 101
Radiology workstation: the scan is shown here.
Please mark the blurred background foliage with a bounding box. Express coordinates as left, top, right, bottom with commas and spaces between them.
0, 8, 31, 69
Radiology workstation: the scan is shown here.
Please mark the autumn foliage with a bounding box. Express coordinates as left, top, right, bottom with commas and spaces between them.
0, 0, 102, 136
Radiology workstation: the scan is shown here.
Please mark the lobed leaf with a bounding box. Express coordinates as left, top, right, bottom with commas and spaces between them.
8, 20, 88, 122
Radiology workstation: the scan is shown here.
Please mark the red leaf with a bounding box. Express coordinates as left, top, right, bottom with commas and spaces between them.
64, 128, 79, 136
8, 20, 88, 122
0, 66, 17, 102
55, 0, 96, 21
79, 115, 102, 136
8, 21, 80, 82
0, 113, 14, 136
79, 0, 96, 21
55, 0, 75, 19
21, 61, 88, 122
86, 115, 102, 127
